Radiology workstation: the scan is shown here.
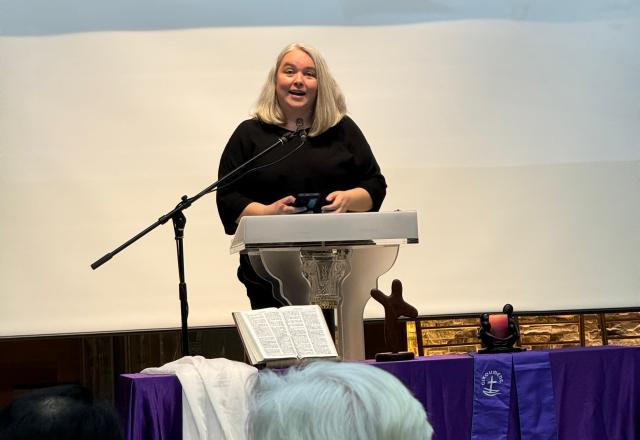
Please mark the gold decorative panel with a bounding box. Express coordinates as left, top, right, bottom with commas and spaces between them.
406, 310, 640, 356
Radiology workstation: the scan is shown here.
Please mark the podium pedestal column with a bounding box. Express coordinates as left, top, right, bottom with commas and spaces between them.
254, 245, 400, 360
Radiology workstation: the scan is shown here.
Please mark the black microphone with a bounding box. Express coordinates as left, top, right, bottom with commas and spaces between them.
295, 118, 307, 140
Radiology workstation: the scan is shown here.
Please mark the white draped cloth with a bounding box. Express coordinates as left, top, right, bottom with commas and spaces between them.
142, 356, 257, 440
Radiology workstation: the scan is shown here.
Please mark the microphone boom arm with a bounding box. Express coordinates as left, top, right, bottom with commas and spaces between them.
91, 131, 295, 270
89, 131, 299, 356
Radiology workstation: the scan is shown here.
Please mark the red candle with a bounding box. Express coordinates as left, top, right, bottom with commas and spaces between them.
489, 314, 509, 338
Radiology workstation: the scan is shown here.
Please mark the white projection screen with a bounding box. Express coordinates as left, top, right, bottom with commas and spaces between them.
1, 1, 639, 337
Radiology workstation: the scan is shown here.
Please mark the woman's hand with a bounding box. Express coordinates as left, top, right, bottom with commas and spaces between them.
322, 188, 373, 213
265, 195, 307, 215
237, 196, 306, 223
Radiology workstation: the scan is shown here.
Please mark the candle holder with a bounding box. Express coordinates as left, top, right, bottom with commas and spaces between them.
477, 304, 525, 353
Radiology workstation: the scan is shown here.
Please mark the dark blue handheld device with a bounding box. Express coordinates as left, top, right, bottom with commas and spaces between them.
293, 193, 328, 213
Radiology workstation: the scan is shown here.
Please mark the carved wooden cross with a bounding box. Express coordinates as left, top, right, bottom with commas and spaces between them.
370, 279, 418, 353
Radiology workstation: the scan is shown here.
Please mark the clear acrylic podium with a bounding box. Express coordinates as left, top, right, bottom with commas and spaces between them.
230, 211, 419, 360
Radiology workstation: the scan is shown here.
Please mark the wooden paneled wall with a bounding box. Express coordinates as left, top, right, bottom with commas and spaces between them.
2, 309, 637, 407
0, 321, 392, 406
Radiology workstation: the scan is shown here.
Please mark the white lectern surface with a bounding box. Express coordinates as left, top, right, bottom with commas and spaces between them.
230, 211, 418, 253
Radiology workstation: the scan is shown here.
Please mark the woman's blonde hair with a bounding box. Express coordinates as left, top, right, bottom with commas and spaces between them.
253, 42, 347, 137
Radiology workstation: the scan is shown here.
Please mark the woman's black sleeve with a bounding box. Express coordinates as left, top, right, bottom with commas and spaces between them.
343, 117, 387, 211
216, 122, 255, 235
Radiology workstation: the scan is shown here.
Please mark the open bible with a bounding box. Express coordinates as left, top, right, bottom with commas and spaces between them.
233, 305, 338, 367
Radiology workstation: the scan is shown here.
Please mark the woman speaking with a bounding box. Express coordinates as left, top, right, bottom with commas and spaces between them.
217, 42, 386, 309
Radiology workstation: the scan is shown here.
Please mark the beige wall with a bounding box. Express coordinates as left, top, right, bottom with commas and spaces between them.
1, 2, 639, 336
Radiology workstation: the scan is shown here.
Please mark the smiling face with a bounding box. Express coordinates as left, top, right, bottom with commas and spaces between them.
275, 49, 318, 122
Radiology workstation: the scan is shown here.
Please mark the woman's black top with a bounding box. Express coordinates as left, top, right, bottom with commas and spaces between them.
216, 116, 387, 308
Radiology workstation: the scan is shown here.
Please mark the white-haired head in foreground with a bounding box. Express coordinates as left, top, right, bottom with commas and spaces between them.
247, 361, 433, 440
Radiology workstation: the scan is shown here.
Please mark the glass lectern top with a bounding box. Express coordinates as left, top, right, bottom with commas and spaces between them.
230, 211, 419, 254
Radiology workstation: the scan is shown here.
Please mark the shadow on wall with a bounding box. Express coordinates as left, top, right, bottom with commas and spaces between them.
1, 0, 639, 36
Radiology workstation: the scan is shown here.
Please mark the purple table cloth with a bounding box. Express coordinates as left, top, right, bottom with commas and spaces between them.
117, 373, 182, 440
117, 345, 640, 440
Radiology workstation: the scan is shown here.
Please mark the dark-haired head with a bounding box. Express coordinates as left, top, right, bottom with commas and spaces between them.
0, 384, 123, 440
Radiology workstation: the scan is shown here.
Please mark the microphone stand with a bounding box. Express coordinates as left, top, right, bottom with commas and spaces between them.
91, 131, 299, 356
